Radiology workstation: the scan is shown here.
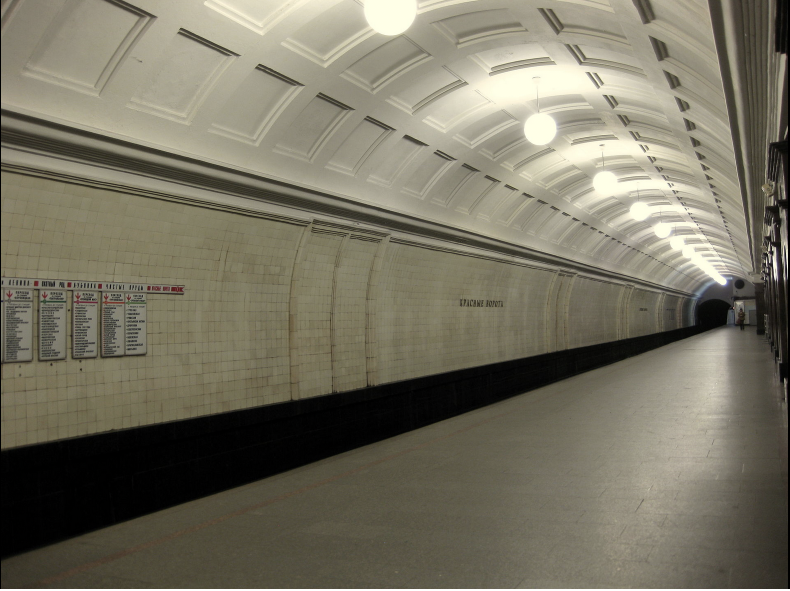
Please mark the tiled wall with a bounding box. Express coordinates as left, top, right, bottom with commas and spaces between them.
627, 288, 662, 338
331, 236, 379, 393
377, 243, 554, 384
1, 172, 301, 448
663, 295, 681, 331
290, 228, 344, 399
1, 171, 694, 449
567, 277, 624, 348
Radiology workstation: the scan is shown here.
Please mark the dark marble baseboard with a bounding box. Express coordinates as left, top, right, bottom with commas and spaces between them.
1, 325, 705, 557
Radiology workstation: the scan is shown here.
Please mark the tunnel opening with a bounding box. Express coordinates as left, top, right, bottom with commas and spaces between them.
697, 299, 731, 330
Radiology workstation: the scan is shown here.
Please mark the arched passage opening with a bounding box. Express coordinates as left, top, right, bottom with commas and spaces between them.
698, 299, 731, 330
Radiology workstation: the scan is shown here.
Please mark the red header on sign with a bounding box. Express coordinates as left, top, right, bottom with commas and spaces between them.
3, 277, 184, 294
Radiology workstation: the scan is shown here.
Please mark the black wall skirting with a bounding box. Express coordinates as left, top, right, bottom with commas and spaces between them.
1, 325, 706, 557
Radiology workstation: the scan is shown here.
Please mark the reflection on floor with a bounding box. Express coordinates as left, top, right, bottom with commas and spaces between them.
2, 326, 787, 588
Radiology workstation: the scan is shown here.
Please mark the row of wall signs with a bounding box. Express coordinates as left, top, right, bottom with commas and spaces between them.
1, 278, 184, 364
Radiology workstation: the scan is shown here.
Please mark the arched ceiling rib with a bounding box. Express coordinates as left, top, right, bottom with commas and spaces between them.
0, 0, 770, 291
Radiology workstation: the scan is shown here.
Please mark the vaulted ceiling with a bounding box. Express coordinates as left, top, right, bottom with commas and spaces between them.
1, 0, 783, 293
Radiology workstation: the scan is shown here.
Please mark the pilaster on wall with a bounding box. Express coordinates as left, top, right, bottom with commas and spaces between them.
330, 234, 352, 392
557, 273, 575, 352
544, 271, 575, 353
365, 237, 390, 387
544, 272, 560, 354
288, 221, 388, 399
676, 297, 687, 330
656, 293, 666, 333
288, 224, 314, 400
618, 285, 635, 340
684, 297, 698, 327
331, 234, 380, 393
662, 294, 681, 331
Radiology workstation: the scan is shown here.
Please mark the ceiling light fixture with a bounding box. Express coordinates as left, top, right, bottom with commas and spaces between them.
594, 144, 618, 195
523, 77, 557, 145
669, 235, 685, 250
364, 0, 416, 35
629, 183, 649, 220
654, 221, 671, 238
682, 244, 695, 259
654, 208, 672, 238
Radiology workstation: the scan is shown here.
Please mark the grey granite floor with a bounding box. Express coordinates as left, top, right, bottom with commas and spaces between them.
2, 326, 788, 588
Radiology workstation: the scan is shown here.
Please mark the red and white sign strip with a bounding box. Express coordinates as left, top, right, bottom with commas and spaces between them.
1, 278, 184, 294
1, 278, 181, 363
2, 289, 34, 363
39, 290, 67, 361
101, 292, 125, 358
73, 291, 99, 359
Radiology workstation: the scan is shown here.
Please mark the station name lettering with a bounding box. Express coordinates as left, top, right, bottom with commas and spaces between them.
459, 298, 504, 308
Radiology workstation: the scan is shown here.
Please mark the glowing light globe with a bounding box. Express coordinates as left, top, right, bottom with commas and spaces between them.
669, 236, 685, 250
593, 170, 618, 195
523, 113, 557, 145
654, 222, 672, 238
682, 245, 695, 258
629, 201, 649, 221
364, 0, 416, 35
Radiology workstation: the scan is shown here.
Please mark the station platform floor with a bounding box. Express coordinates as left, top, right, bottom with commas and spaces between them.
2, 326, 788, 588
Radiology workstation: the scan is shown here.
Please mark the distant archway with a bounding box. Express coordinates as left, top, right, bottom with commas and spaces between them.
698, 299, 731, 329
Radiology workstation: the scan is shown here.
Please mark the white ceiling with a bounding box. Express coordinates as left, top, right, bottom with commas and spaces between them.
1, 0, 780, 293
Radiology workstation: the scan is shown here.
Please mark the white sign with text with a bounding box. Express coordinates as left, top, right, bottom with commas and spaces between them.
39, 290, 67, 361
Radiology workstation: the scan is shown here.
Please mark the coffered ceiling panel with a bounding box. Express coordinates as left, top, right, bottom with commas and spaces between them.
366, 133, 426, 188
210, 65, 304, 144
326, 115, 393, 176
24, 0, 154, 96
128, 29, 239, 124
431, 8, 528, 47
341, 36, 431, 93
401, 149, 455, 199
204, 0, 311, 35
282, 0, 372, 66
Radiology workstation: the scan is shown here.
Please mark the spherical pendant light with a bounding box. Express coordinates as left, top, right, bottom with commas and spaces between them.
629, 201, 649, 221
669, 236, 685, 250
593, 144, 617, 195
364, 0, 416, 35
682, 245, 695, 259
628, 182, 648, 219
524, 113, 557, 145
523, 77, 556, 145
593, 171, 618, 195
654, 222, 671, 238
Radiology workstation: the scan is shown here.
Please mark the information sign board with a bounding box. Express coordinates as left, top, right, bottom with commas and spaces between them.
73, 291, 99, 359
101, 292, 125, 357
39, 290, 67, 361
2, 289, 34, 363
125, 293, 147, 355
